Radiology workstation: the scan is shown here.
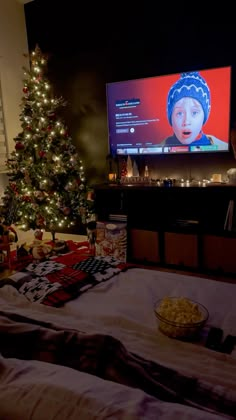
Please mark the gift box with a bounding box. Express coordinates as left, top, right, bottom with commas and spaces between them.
95, 221, 127, 262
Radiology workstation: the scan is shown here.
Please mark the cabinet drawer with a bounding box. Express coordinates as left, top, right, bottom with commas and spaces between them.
164, 232, 198, 268
129, 229, 160, 263
202, 235, 236, 273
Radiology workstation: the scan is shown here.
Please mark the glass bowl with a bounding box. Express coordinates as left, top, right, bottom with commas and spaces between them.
154, 296, 209, 340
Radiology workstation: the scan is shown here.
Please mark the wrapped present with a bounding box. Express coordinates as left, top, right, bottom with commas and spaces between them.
95, 221, 127, 262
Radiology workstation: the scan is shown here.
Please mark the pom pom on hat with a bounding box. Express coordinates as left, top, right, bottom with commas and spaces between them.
167, 72, 211, 125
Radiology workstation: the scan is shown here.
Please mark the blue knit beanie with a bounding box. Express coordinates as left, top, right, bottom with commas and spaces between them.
167, 72, 211, 125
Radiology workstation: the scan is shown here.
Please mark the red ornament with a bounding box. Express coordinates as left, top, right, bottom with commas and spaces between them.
23, 86, 28, 94
22, 195, 31, 202
62, 207, 71, 216
39, 150, 46, 158
15, 142, 24, 151
10, 182, 18, 194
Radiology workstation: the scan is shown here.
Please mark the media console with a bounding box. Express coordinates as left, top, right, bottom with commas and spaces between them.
94, 183, 236, 275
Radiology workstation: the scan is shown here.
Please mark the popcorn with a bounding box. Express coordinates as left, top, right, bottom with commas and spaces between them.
155, 297, 208, 339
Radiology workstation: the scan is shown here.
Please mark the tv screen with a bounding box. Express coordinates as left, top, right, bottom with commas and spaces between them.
106, 66, 231, 156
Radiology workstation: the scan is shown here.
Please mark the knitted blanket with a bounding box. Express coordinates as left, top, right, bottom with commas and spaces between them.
0, 250, 132, 307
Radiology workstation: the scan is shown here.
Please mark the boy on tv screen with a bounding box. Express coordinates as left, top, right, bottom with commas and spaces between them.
106, 66, 231, 155
162, 71, 228, 150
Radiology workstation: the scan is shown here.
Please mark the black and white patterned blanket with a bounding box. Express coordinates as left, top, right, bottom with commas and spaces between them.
0, 250, 132, 307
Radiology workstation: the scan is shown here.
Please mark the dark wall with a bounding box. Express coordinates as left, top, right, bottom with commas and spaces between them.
24, 1, 236, 184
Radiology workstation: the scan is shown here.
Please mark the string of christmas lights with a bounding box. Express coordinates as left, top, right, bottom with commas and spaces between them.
0, 45, 93, 238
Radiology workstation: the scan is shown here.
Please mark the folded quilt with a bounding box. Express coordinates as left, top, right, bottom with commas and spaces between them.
0, 310, 235, 419
0, 251, 132, 307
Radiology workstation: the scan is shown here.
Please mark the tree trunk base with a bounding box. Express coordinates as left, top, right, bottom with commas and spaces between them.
51, 230, 56, 242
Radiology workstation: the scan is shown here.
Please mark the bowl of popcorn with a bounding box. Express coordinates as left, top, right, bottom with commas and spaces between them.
154, 296, 209, 339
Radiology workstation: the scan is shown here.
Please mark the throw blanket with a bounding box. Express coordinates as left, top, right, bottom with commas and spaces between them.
0, 250, 131, 307
0, 309, 235, 419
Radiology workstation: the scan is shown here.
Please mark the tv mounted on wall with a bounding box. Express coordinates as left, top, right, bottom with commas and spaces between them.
106, 66, 231, 156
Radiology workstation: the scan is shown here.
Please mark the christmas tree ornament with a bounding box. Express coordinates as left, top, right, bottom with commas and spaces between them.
38, 150, 46, 158
15, 142, 24, 150
62, 206, 71, 216
22, 195, 32, 202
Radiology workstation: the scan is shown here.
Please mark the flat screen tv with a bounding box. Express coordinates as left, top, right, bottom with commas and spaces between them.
106, 66, 231, 156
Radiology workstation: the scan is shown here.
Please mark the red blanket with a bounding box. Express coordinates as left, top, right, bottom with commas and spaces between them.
1, 241, 133, 307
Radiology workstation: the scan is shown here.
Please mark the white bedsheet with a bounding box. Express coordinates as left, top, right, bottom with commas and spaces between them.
1, 268, 236, 419
64, 268, 236, 338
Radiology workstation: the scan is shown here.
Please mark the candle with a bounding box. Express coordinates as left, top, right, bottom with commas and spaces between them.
108, 173, 116, 182
212, 173, 222, 183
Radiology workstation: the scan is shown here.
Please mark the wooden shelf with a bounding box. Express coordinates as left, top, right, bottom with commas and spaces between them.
94, 184, 236, 275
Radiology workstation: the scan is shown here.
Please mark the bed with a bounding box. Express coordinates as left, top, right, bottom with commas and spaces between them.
0, 240, 236, 419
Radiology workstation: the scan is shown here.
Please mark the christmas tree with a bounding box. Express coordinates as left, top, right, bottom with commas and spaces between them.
0, 45, 93, 240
